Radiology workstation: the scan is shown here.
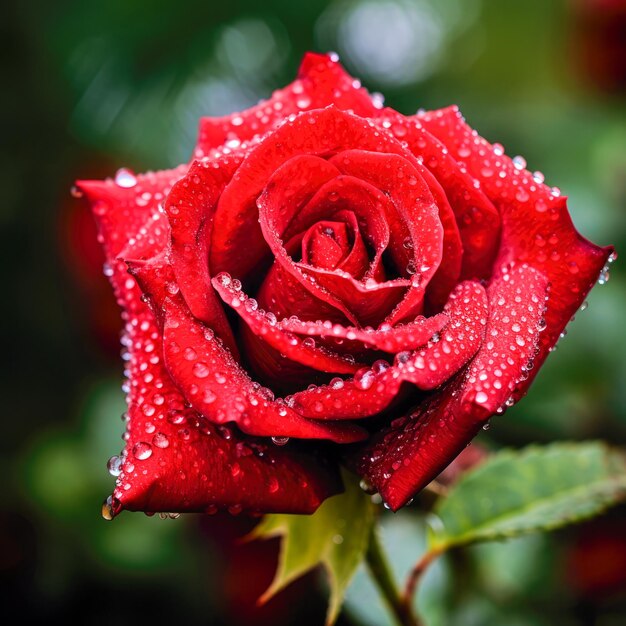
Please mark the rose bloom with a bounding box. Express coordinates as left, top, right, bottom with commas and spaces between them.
77, 53, 613, 517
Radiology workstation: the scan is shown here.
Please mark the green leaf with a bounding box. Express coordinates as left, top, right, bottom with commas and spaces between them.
251, 470, 375, 625
428, 442, 626, 551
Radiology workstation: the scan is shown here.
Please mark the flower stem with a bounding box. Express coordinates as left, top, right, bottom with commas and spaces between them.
365, 527, 421, 626
400, 547, 443, 617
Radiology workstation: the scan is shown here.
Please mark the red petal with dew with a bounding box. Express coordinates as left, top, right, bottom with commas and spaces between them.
162, 296, 367, 443
212, 273, 364, 375
358, 264, 549, 510
289, 281, 487, 420
195, 53, 377, 156
417, 105, 613, 398
164, 157, 244, 354
375, 110, 501, 282
210, 107, 435, 280
76, 171, 345, 515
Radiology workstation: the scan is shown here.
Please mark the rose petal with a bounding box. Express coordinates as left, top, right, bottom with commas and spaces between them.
210, 107, 431, 280
302, 220, 351, 270
257, 258, 353, 325
418, 105, 613, 399
358, 264, 549, 510
164, 157, 243, 354
195, 53, 377, 156
162, 296, 367, 443
302, 214, 370, 279
76, 166, 187, 260
334, 212, 376, 279
292, 265, 410, 327
77, 170, 345, 515
110, 308, 344, 516
279, 314, 448, 354
212, 272, 364, 375
328, 150, 446, 323
376, 110, 501, 282
260, 169, 408, 326
290, 281, 487, 420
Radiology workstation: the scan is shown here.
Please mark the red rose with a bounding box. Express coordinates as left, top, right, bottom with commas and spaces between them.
77, 53, 613, 517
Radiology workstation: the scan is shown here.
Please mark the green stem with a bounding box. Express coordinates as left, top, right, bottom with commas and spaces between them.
365, 528, 421, 626
400, 547, 443, 618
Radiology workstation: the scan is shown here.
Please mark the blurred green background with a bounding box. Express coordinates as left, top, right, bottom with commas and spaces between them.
2, 0, 625, 624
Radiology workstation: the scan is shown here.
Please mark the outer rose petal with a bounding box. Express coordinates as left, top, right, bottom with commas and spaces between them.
77, 167, 188, 260
358, 264, 549, 510
76, 172, 345, 515
374, 109, 501, 282
164, 157, 243, 354
195, 53, 378, 156
110, 309, 344, 516
417, 106, 613, 400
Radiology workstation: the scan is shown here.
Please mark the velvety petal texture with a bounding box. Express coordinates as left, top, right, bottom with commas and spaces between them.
77, 53, 612, 518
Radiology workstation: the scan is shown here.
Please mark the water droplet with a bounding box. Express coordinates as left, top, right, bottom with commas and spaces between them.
475, 391, 489, 404
354, 368, 375, 390
115, 168, 137, 188
152, 432, 169, 448
598, 266, 611, 285
215, 272, 232, 287
371, 92, 385, 109
272, 436, 289, 446
107, 455, 122, 477
359, 478, 376, 494
192, 362, 210, 378
372, 360, 390, 374
268, 477, 280, 493
512, 155, 526, 170
102, 496, 115, 521
133, 441, 153, 460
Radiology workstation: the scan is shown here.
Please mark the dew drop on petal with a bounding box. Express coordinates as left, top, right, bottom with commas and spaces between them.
102, 496, 115, 521
192, 362, 210, 378
107, 455, 122, 477
354, 368, 375, 390
115, 168, 137, 188
475, 391, 489, 404
152, 432, 169, 449
272, 436, 289, 446
133, 441, 153, 460
512, 155, 526, 170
